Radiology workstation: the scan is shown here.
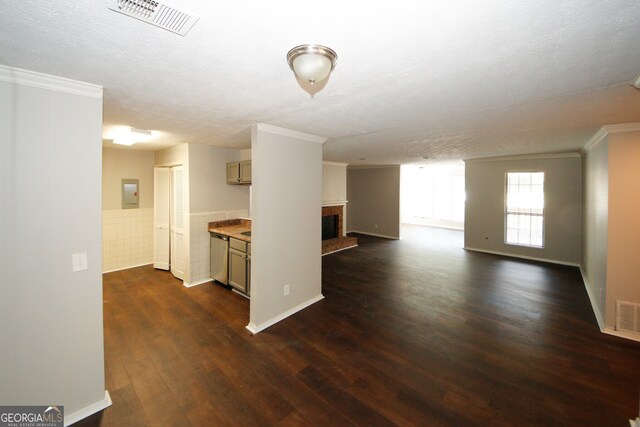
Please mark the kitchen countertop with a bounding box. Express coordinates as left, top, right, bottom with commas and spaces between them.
208, 218, 251, 242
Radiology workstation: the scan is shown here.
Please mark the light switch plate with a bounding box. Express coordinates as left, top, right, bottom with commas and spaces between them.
72, 252, 88, 272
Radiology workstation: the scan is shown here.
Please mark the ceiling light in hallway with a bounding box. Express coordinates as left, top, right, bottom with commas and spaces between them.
113, 127, 154, 146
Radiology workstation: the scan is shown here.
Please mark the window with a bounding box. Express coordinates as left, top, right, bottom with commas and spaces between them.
505, 172, 544, 248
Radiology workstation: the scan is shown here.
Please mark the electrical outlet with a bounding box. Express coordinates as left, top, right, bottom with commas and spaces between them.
72, 252, 88, 272
284, 284, 290, 296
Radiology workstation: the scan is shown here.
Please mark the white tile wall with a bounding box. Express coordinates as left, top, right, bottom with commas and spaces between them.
102, 208, 154, 272
188, 210, 249, 285
102, 208, 247, 280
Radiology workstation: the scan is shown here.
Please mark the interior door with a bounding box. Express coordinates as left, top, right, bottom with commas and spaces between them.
153, 167, 170, 270
170, 166, 185, 280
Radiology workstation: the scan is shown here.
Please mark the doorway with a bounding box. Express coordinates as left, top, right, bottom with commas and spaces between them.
400, 162, 465, 231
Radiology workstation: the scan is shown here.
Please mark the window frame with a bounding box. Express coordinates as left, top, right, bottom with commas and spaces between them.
504, 171, 545, 249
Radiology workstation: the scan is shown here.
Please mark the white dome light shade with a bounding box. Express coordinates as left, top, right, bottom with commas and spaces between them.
292, 53, 332, 84
287, 44, 337, 85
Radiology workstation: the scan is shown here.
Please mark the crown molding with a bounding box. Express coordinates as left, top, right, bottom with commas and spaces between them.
0, 65, 102, 98
582, 128, 608, 153
602, 123, 640, 133
322, 160, 349, 167
464, 152, 581, 163
583, 123, 640, 153
253, 123, 326, 144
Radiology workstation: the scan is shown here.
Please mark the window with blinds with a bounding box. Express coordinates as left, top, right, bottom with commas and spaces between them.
505, 172, 544, 248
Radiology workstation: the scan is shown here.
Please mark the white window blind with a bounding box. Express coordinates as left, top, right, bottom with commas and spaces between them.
505, 172, 544, 248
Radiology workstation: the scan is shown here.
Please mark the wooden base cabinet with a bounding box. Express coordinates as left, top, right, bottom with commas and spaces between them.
228, 238, 248, 294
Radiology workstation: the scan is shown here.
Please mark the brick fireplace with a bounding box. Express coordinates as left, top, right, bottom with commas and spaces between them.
321, 204, 357, 255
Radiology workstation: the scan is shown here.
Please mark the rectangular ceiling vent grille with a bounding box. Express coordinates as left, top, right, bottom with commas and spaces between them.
616, 300, 640, 335
107, 0, 199, 36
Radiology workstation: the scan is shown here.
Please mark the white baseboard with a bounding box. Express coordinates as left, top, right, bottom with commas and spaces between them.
183, 278, 212, 288
463, 247, 580, 267
64, 390, 112, 426
246, 294, 324, 334
579, 266, 605, 330
347, 230, 399, 240
232, 288, 250, 299
603, 327, 640, 343
103, 262, 153, 274
580, 268, 640, 343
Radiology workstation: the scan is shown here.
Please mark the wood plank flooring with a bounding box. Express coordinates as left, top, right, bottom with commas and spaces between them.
76, 225, 640, 426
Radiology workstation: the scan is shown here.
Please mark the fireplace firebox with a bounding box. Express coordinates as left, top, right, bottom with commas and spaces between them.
322, 214, 339, 240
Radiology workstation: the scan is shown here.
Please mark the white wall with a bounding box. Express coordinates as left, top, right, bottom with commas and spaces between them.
347, 166, 401, 239
0, 67, 109, 423
248, 124, 324, 333
240, 148, 251, 161
582, 138, 608, 326
155, 143, 189, 167
464, 154, 583, 265
188, 144, 249, 214
605, 130, 640, 328
323, 161, 347, 202
102, 148, 155, 272
582, 127, 640, 332
103, 147, 155, 210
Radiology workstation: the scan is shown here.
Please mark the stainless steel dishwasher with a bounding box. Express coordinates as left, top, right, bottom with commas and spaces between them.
210, 233, 229, 285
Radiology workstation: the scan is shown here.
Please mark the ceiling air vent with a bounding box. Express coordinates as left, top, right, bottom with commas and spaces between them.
107, 0, 199, 36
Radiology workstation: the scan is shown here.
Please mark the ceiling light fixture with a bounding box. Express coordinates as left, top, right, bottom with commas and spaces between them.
113, 127, 154, 146
287, 44, 337, 86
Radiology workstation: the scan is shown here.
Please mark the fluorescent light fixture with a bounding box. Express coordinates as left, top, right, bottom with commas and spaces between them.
113, 127, 153, 146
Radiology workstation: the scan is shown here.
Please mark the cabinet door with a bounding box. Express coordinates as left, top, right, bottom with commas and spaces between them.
153, 167, 170, 270
247, 253, 251, 296
239, 160, 251, 184
169, 166, 185, 280
228, 248, 247, 293
227, 162, 240, 184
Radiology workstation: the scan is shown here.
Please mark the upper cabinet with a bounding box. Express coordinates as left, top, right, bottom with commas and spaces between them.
240, 160, 251, 183
227, 160, 251, 185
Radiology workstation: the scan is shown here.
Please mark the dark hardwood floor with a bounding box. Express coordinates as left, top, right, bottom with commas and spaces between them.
76, 225, 640, 426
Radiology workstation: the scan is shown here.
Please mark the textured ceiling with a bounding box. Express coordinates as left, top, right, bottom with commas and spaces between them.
1, 1, 640, 164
